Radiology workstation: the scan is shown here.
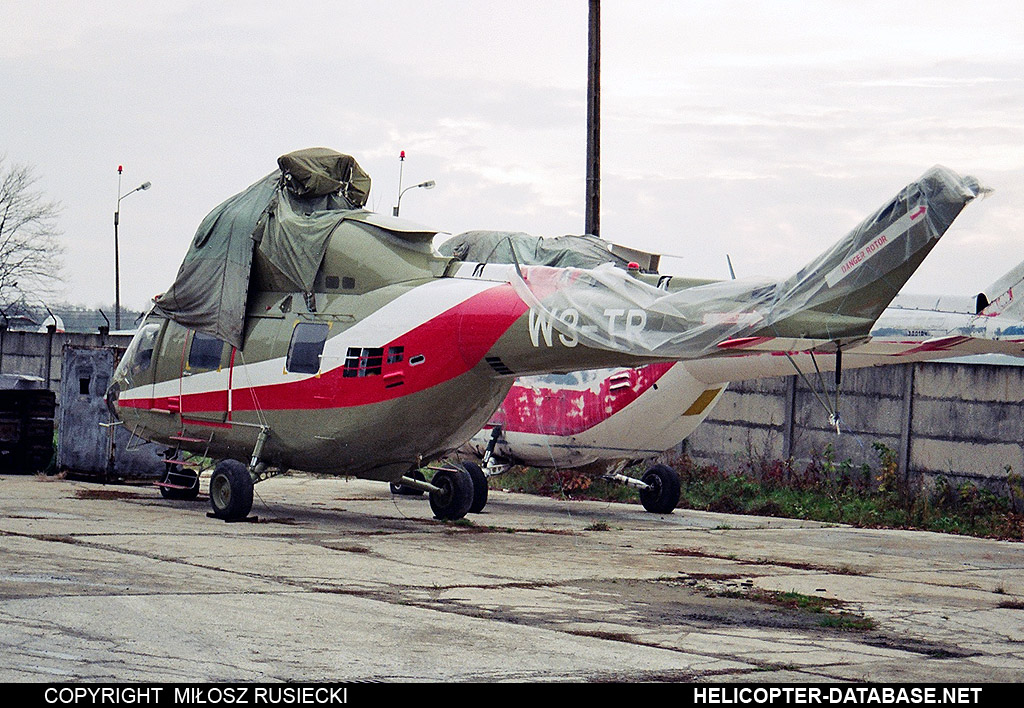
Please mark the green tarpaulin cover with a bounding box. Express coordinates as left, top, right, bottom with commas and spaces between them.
153, 148, 371, 349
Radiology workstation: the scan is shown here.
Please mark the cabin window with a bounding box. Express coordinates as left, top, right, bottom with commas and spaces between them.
343, 347, 383, 377
386, 346, 404, 364
188, 332, 224, 372
286, 322, 330, 374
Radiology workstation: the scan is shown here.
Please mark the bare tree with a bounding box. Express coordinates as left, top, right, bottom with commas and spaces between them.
0, 156, 65, 308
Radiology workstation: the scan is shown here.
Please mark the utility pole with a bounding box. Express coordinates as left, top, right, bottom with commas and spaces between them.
113, 167, 151, 330
393, 150, 405, 216
585, 0, 601, 237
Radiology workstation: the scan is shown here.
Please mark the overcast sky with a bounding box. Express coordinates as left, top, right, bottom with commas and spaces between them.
2, 1, 1022, 312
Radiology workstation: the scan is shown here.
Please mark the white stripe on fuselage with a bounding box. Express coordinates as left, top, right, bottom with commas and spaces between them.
122, 276, 505, 402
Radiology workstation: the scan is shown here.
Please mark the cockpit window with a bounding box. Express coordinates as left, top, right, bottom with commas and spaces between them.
123, 323, 160, 378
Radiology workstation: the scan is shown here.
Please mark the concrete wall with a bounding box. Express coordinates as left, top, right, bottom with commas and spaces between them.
0, 329, 135, 394
686, 360, 1024, 488
4, 329, 1023, 488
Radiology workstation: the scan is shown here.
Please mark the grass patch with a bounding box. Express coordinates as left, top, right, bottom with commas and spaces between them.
817, 614, 877, 631
773, 590, 833, 613
713, 586, 876, 632
671, 445, 1024, 541
481, 443, 1024, 541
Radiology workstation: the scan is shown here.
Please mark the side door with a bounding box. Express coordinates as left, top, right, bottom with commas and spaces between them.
179, 330, 231, 424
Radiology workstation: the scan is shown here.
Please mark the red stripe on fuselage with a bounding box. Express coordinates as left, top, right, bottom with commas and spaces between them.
490, 361, 677, 437
896, 335, 973, 356
122, 283, 530, 413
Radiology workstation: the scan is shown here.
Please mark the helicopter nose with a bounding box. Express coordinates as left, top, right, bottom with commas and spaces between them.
105, 379, 122, 420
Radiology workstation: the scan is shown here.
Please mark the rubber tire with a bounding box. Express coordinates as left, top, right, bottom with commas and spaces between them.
639, 464, 681, 514
389, 470, 426, 496
461, 461, 489, 514
159, 465, 200, 501
428, 467, 474, 520
209, 459, 254, 520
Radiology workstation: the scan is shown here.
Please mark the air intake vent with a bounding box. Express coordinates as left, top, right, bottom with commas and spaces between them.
485, 356, 514, 376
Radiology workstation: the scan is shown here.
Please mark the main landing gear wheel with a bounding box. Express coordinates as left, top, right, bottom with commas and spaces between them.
639, 464, 681, 514
159, 466, 200, 501
209, 459, 254, 521
461, 461, 488, 514
428, 467, 474, 520
389, 470, 425, 495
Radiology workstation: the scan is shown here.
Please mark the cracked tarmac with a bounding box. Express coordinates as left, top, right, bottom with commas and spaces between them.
1, 472, 1022, 682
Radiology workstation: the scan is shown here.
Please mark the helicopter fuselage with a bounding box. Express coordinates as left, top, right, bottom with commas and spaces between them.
108, 265, 676, 481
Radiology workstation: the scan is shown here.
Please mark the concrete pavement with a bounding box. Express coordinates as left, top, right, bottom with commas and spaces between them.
1, 472, 1021, 682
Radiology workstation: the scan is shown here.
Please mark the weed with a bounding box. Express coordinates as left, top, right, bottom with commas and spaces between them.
712, 586, 876, 631
478, 443, 1024, 540
818, 615, 877, 631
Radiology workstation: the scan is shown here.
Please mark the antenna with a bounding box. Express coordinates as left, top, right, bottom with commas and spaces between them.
726, 254, 736, 280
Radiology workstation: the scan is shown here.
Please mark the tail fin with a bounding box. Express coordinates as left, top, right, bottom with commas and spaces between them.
508, 166, 985, 360
978, 259, 1024, 316
761, 165, 988, 341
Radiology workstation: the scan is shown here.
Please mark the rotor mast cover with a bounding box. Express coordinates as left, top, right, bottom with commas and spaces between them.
278, 147, 371, 206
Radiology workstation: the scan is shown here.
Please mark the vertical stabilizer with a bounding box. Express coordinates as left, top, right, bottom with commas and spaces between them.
979, 259, 1024, 316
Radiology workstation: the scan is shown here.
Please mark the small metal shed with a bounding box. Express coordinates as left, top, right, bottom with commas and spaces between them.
57, 344, 165, 480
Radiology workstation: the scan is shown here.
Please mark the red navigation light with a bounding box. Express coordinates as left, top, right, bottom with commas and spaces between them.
118, 165, 123, 174
627, 261, 640, 271
400, 150, 406, 160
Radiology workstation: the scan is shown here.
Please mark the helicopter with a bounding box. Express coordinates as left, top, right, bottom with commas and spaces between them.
106, 148, 985, 522
451, 255, 1024, 514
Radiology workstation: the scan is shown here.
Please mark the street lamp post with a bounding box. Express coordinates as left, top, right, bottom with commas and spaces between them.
392, 150, 435, 216
114, 165, 151, 330
393, 180, 435, 217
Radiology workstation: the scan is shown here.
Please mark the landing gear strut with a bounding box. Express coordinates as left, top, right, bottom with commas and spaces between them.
604, 462, 682, 514
463, 425, 506, 513
390, 469, 425, 495
208, 426, 272, 521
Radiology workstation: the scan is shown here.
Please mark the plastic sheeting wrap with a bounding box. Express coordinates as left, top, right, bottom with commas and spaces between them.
507, 166, 987, 359
439, 231, 633, 270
